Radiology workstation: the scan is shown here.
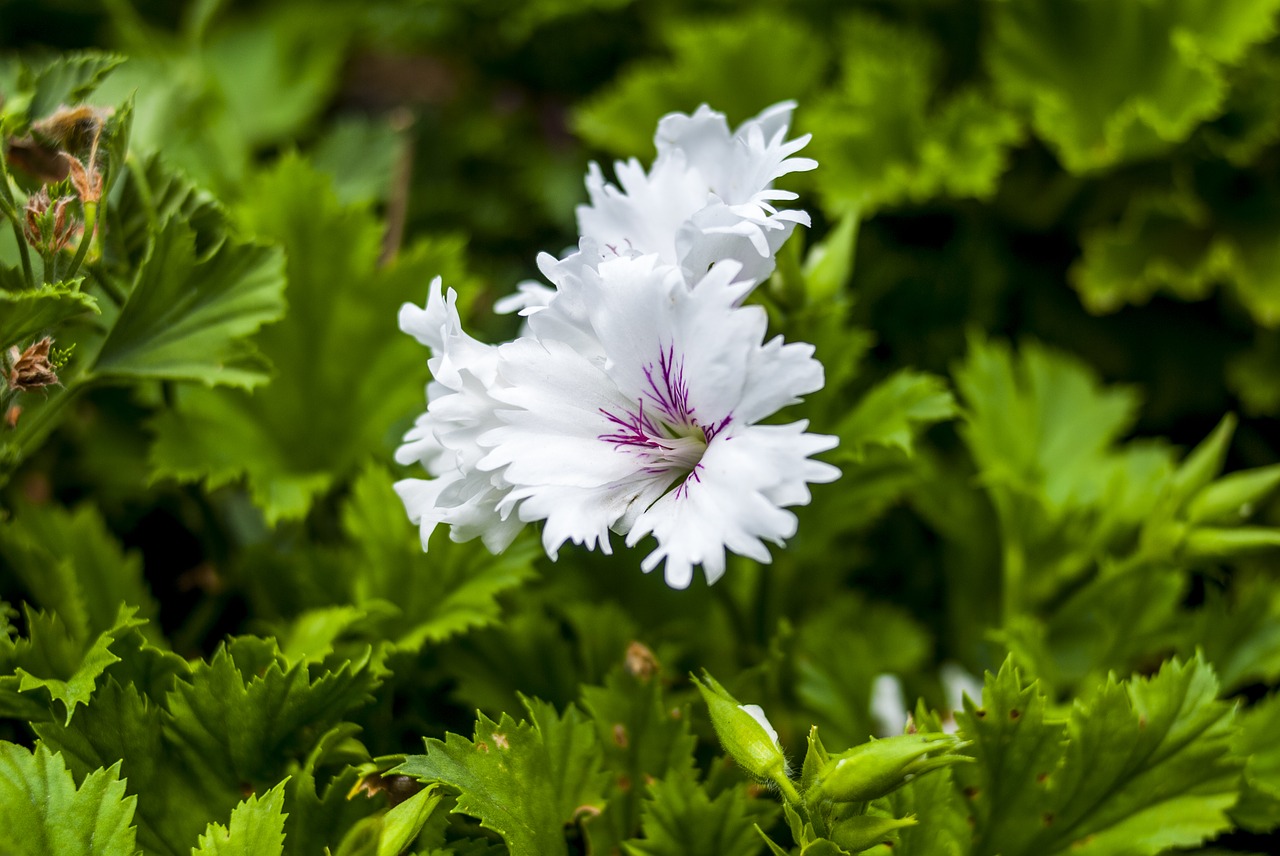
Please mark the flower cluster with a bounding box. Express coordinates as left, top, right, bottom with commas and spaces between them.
395, 102, 839, 588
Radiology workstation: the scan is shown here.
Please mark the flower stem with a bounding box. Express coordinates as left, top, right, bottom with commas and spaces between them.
9, 220, 35, 288
63, 201, 98, 282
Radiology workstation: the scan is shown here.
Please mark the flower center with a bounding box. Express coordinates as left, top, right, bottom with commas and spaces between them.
598, 346, 732, 495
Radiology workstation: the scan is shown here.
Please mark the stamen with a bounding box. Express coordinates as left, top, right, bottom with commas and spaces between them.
598, 347, 734, 497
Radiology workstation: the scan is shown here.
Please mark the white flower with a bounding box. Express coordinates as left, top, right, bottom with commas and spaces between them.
560, 101, 817, 290
475, 254, 839, 588
393, 278, 523, 553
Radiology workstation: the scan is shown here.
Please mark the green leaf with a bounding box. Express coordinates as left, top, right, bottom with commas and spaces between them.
794, 595, 931, 748
954, 336, 1176, 609
0, 279, 99, 352
1229, 330, 1280, 414
35, 678, 230, 856
25, 52, 125, 120
1070, 169, 1280, 325
836, 369, 956, 462
394, 697, 608, 856
801, 211, 859, 303
622, 773, 768, 856
806, 14, 1021, 213
310, 116, 404, 206
147, 157, 457, 523
377, 785, 443, 856
573, 11, 830, 157
107, 154, 228, 274
881, 766, 968, 856
1187, 577, 1280, 693
580, 667, 698, 847
164, 637, 381, 789
0, 501, 159, 642
1170, 414, 1237, 507
91, 218, 286, 387
1232, 692, 1280, 832
192, 781, 288, 856
954, 656, 1240, 855
0, 741, 138, 856
6, 604, 143, 724
201, 9, 348, 148
282, 723, 377, 856
341, 464, 538, 651
988, 0, 1280, 171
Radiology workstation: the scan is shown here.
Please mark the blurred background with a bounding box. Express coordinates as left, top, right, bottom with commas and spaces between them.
4, 0, 1280, 795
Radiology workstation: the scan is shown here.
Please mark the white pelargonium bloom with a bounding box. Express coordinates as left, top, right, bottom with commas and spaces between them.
393, 278, 523, 553
476, 254, 839, 588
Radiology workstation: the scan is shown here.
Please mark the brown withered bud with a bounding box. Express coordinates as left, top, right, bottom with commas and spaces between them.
7, 105, 111, 184
624, 640, 660, 680
4, 405, 20, 429
32, 105, 111, 156
23, 188, 76, 253
6, 337, 59, 392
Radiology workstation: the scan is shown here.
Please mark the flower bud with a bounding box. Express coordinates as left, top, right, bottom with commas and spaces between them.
828, 814, 917, 852
693, 672, 789, 788
23, 188, 76, 254
810, 733, 969, 804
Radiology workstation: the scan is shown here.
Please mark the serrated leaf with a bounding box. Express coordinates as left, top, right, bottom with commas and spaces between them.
954, 336, 1176, 609
954, 656, 1240, 855
35, 678, 230, 856
1071, 172, 1280, 325
0, 279, 99, 351
837, 369, 956, 461
193, 781, 288, 856
91, 218, 285, 387
0, 741, 138, 856
807, 14, 1021, 213
25, 52, 125, 119
282, 722, 377, 855
7, 604, 143, 724
622, 773, 768, 856
988, 0, 1280, 171
394, 697, 608, 856
881, 766, 968, 856
106, 154, 228, 274
147, 157, 456, 523
165, 637, 381, 790
580, 667, 698, 847
342, 464, 538, 651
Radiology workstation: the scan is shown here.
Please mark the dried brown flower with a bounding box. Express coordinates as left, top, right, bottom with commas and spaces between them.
5, 337, 59, 392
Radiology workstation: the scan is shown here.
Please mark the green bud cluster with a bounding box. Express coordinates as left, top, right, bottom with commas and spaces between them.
696, 670, 972, 854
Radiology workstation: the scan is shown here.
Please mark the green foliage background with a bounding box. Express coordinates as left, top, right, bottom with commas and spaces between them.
3, 0, 1280, 853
